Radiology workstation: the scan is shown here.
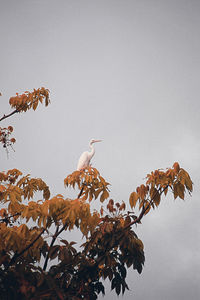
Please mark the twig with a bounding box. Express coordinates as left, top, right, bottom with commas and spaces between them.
77, 186, 84, 199
0, 109, 19, 122
0, 212, 20, 223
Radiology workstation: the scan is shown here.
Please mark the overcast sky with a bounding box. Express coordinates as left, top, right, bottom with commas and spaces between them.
1, 0, 200, 299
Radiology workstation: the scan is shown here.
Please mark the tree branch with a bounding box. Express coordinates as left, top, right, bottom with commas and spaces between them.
0, 109, 19, 122
77, 185, 85, 199
93, 185, 169, 268
124, 185, 169, 230
5, 227, 45, 271
43, 189, 84, 271
0, 212, 20, 223
43, 225, 59, 271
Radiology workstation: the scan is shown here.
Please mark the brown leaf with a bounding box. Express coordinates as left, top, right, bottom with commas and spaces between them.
129, 192, 138, 208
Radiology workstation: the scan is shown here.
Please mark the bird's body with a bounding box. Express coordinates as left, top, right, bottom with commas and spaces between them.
77, 139, 102, 170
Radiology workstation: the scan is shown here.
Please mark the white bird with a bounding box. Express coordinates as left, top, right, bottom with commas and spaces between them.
77, 139, 102, 170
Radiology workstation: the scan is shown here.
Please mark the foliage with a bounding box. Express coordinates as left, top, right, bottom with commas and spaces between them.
0, 88, 193, 299
0, 87, 50, 152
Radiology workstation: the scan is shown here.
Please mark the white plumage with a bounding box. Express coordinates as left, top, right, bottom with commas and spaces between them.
77, 139, 102, 170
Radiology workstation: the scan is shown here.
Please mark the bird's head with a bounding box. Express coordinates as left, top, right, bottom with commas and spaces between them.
90, 139, 102, 145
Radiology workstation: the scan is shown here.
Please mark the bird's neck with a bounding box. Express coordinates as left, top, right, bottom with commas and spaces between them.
89, 143, 95, 158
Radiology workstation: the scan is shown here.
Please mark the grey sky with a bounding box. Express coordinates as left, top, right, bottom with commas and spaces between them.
1, 0, 200, 299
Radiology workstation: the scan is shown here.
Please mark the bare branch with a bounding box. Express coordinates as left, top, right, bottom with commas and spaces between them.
0, 109, 19, 122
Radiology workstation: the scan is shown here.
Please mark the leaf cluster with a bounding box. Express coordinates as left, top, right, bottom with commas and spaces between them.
0, 87, 50, 154
0, 126, 15, 151
129, 162, 193, 218
82, 211, 145, 296
9, 87, 50, 112
0, 166, 144, 299
0, 161, 193, 299
64, 167, 110, 202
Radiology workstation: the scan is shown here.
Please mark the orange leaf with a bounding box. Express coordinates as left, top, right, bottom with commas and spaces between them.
173, 162, 180, 174
129, 192, 138, 208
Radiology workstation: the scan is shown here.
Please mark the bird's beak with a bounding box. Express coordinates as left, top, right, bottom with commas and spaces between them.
94, 140, 102, 143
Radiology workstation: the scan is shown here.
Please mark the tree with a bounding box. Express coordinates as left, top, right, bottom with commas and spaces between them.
0, 88, 193, 299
